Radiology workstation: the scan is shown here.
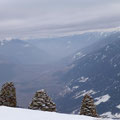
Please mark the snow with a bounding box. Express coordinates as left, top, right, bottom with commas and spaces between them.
37, 89, 45, 92
74, 52, 82, 56
95, 94, 110, 105
78, 77, 89, 83
114, 64, 117, 68
117, 72, 120, 77
116, 104, 120, 109
101, 55, 106, 60
73, 52, 86, 60
101, 112, 120, 119
105, 45, 110, 51
74, 90, 97, 99
0, 106, 108, 120
59, 86, 73, 96
72, 86, 79, 89
59, 85, 79, 97
72, 108, 80, 114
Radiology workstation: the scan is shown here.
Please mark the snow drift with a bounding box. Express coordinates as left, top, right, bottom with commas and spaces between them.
0, 106, 112, 120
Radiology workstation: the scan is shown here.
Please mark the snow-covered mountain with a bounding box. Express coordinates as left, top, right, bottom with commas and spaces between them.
55, 31, 120, 118
0, 106, 113, 120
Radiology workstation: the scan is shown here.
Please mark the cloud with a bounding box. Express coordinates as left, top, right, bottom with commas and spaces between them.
0, 0, 120, 39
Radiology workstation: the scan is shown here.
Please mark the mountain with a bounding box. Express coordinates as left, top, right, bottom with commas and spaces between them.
0, 106, 113, 120
0, 31, 118, 111
55, 32, 120, 118
0, 39, 51, 64
0, 32, 107, 64
29, 32, 109, 60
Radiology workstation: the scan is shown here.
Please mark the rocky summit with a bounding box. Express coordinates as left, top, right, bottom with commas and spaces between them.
0, 82, 17, 107
29, 89, 56, 112
80, 94, 98, 117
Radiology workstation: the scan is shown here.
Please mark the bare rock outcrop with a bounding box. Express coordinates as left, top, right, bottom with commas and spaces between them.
29, 89, 56, 112
0, 82, 17, 107
80, 94, 98, 117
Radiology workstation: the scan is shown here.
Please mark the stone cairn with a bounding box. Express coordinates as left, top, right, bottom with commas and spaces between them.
80, 94, 98, 117
0, 82, 17, 107
29, 89, 56, 112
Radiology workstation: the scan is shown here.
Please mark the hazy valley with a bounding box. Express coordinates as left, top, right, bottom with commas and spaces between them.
0, 31, 120, 119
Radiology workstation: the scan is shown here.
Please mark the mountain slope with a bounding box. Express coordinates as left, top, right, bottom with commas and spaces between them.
55, 32, 120, 117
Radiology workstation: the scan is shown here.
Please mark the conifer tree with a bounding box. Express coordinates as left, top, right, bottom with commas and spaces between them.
0, 82, 17, 107
80, 94, 98, 117
29, 89, 56, 112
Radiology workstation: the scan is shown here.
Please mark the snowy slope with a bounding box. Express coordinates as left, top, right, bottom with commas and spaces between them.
0, 106, 111, 120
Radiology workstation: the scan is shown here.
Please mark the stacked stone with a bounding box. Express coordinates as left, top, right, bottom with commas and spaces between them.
0, 82, 17, 107
80, 94, 98, 117
29, 89, 56, 112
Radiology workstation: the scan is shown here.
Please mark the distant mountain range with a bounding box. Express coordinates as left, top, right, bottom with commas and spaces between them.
29, 32, 109, 60
0, 39, 51, 64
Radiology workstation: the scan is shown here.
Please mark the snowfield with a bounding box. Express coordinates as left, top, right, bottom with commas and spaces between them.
0, 106, 113, 120
95, 94, 110, 105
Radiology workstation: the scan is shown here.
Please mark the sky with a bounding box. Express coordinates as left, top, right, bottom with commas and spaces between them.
0, 0, 120, 39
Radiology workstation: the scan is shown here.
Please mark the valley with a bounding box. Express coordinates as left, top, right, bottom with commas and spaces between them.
0, 31, 120, 119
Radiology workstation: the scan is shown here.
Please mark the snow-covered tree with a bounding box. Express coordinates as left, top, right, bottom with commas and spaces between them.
80, 94, 98, 117
29, 89, 56, 112
0, 82, 17, 107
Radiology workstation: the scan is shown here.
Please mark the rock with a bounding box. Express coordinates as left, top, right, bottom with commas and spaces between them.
29, 89, 56, 112
0, 82, 17, 107
80, 94, 98, 117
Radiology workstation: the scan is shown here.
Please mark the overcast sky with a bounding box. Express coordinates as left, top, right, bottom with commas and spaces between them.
0, 0, 120, 39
